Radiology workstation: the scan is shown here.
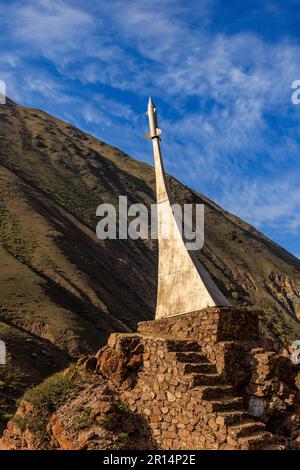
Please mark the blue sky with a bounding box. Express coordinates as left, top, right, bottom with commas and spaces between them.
0, 0, 300, 258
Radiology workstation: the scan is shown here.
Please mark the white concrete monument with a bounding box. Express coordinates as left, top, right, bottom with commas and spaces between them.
146, 97, 231, 319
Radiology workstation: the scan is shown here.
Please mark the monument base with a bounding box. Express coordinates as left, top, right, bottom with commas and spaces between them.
138, 307, 260, 386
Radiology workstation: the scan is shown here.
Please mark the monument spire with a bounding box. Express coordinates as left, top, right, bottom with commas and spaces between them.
146, 97, 231, 319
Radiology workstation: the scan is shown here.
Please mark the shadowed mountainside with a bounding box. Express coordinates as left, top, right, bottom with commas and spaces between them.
0, 98, 300, 432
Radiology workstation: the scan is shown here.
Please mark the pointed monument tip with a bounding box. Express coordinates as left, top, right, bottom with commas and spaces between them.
148, 96, 154, 107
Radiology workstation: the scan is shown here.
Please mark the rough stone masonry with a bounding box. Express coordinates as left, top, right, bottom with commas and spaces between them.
78, 306, 300, 450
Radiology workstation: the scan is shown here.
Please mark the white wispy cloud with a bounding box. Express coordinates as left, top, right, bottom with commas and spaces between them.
12, 0, 95, 53
0, 0, 299, 251
221, 176, 300, 234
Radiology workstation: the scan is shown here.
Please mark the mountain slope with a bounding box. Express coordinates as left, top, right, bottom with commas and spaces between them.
0, 98, 300, 432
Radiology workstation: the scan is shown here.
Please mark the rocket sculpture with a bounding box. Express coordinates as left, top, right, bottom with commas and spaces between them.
145, 97, 231, 319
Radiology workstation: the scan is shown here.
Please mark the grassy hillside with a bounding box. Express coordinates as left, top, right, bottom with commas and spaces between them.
0, 98, 300, 432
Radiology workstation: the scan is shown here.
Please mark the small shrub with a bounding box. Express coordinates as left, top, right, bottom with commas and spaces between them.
12, 415, 28, 432
115, 442, 127, 450
231, 291, 239, 300
115, 432, 129, 450
118, 432, 129, 441
22, 370, 80, 445
67, 409, 93, 432
99, 414, 114, 429
114, 401, 129, 414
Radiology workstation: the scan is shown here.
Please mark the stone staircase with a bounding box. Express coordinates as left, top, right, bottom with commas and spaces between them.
165, 338, 283, 450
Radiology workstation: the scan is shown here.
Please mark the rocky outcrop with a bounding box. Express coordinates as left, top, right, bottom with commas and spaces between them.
95, 334, 144, 389
266, 272, 300, 320
1, 307, 300, 450
0, 370, 155, 451
1, 98, 300, 433
247, 349, 300, 447
89, 307, 300, 449
46, 380, 154, 450
0, 401, 39, 450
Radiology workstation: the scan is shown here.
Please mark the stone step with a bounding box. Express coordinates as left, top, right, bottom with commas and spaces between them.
190, 372, 223, 386
237, 431, 274, 450
166, 340, 201, 352
216, 411, 251, 426
183, 363, 216, 374
175, 352, 208, 363
207, 397, 244, 412
196, 384, 234, 400
228, 421, 266, 438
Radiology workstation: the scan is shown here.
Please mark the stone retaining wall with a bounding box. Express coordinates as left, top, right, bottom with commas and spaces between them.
138, 307, 259, 386
86, 307, 299, 449
121, 336, 227, 449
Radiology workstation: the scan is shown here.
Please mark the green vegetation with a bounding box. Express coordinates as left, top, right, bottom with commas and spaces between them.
1, 97, 300, 442
231, 291, 239, 301
67, 407, 93, 432
260, 307, 292, 344
12, 415, 28, 433
99, 414, 115, 430
115, 432, 130, 450
115, 401, 129, 414
15, 369, 81, 446
0, 210, 37, 266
